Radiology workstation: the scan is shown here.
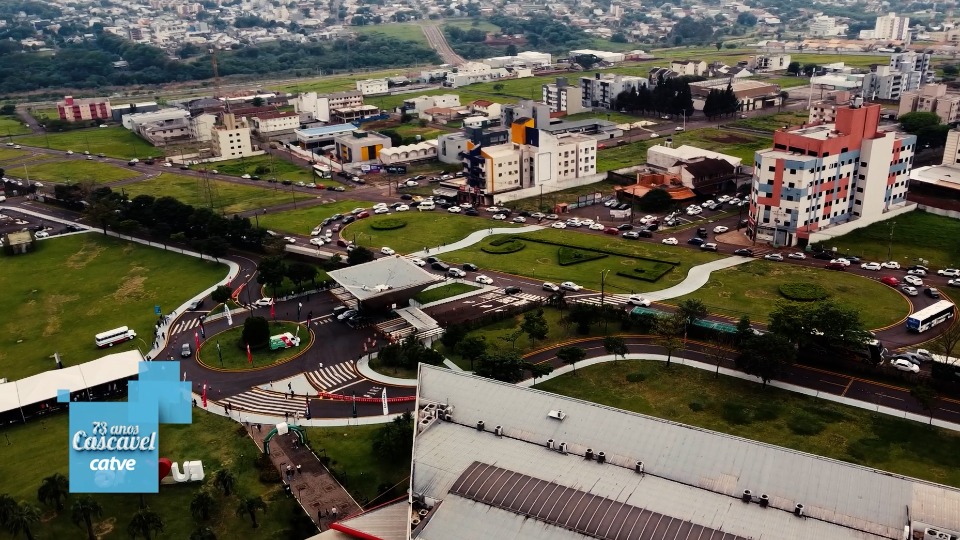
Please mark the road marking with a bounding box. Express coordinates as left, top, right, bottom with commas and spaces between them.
328, 379, 365, 394
840, 379, 854, 396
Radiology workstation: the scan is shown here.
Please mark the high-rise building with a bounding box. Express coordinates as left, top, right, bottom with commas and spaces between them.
862, 53, 930, 101
859, 12, 911, 42
749, 100, 915, 247
541, 78, 585, 114
898, 84, 960, 124
211, 113, 254, 159
578, 73, 646, 109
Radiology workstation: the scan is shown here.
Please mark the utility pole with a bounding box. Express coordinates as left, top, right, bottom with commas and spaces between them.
887, 221, 896, 261
600, 269, 610, 307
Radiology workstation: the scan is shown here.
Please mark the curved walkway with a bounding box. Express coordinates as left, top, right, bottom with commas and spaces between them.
408, 224, 544, 258
625, 255, 752, 302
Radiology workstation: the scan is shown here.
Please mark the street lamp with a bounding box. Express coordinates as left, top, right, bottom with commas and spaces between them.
600, 269, 611, 306
886, 221, 896, 261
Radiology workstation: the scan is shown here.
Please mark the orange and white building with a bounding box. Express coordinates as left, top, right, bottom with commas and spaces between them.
57, 96, 111, 122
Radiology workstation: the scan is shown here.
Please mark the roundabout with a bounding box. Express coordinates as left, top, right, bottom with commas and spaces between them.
197, 321, 313, 371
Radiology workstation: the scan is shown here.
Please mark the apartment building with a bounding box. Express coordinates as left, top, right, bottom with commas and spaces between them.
862, 54, 931, 101
542, 77, 586, 114
860, 12, 911, 43
898, 84, 960, 123
57, 96, 111, 122
331, 105, 382, 124
292, 90, 363, 122
355, 78, 388, 96
211, 113, 255, 159
746, 54, 792, 72
890, 51, 933, 87
249, 111, 301, 136
908, 129, 960, 195
808, 15, 847, 37
750, 100, 915, 247
579, 73, 646, 109
670, 60, 707, 77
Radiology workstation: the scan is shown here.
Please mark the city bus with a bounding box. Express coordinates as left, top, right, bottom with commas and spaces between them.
906, 300, 955, 332
95, 326, 137, 348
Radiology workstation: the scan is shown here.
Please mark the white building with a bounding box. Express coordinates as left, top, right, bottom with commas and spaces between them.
862, 53, 931, 101
211, 113, 255, 159
378, 140, 438, 165
579, 73, 646, 109
808, 15, 848, 37
542, 78, 586, 114
445, 62, 509, 88
402, 94, 461, 113
569, 49, 626, 64
122, 108, 189, 132
355, 78, 389, 96
292, 90, 363, 123
860, 12, 911, 42
484, 51, 552, 68
647, 144, 742, 171
909, 129, 960, 194
670, 60, 708, 77
746, 54, 792, 72
248, 111, 301, 136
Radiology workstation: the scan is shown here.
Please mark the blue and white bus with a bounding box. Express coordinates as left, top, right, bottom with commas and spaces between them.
906, 300, 955, 332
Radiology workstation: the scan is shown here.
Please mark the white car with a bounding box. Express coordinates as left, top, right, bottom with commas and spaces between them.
460, 203, 473, 209
163, 162, 172, 167
33, 182, 43, 188
475, 274, 494, 285
551, 222, 567, 229
410, 257, 426, 267
396, 204, 410, 212
404, 180, 419, 187
628, 295, 651, 306
860, 262, 882, 271
253, 298, 274, 307
241, 174, 251, 179
764, 253, 783, 261
728, 197, 742, 206
787, 252, 806, 260
829, 258, 850, 267
890, 358, 919, 373
949, 279, 960, 287
373, 202, 388, 209
713, 226, 729, 234
560, 281, 581, 291
485, 206, 501, 213
66, 150, 74, 155
881, 261, 901, 269
716, 195, 731, 203
901, 285, 918, 296
309, 237, 325, 246
580, 219, 595, 226
448, 206, 462, 213
512, 216, 527, 223
381, 247, 396, 255
351, 207, 366, 215
493, 214, 507, 221
589, 223, 605, 230
34, 231, 50, 239
907, 269, 927, 276
938, 268, 960, 277
448, 268, 467, 278
13, 144, 21, 149
311, 227, 324, 236
686, 207, 702, 216
374, 207, 390, 214
661, 237, 679, 245
703, 200, 716, 208
565, 219, 581, 227
542, 282, 560, 292
530, 212, 545, 219
283, 236, 297, 244
904, 275, 923, 286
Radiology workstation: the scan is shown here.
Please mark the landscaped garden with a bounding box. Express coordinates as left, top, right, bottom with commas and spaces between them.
257, 200, 367, 235
16, 126, 159, 160
0, 234, 226, 381
198, 321, 311, 371
23, 159, 141, 184
341, 212, 518, 254
122, 173, 301, 214
413, 282, 480, 304
536, 361, 960, 488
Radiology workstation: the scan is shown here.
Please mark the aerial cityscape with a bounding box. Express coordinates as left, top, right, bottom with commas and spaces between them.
3, 0, 960, 538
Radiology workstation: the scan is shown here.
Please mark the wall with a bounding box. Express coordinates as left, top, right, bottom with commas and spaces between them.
916, 204, 960, 220
807, 203, 916, 244
491, 172, 608, 203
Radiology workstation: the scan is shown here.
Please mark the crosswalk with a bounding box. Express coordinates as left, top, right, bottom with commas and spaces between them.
304, 361, 359, 391
572, 294, 632, 307
220, 387, 308, 416
170, 318, 202, 335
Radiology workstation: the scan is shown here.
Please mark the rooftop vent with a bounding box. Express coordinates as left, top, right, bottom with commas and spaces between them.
741, 489, 752, 503
597, 452, 606, 464
585, 449, 594, 460
635, 461, 644, 474
546, 439, 555, 449
476, 421, 485, 432
547, 410, 566, 421
794, 503, 805, 517
759, 494, 769, 508
494, 425, 503, 437
558, 442, 568, 454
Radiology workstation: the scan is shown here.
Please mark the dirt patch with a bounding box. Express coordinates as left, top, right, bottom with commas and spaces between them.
65, 240, 106, 270
112, 275, 148, 303
43, 293, 80, 337
704, 133, 754, 144
94, 517, 116, 537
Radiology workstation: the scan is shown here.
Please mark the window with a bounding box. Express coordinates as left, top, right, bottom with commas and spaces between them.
768, 166, 775, 172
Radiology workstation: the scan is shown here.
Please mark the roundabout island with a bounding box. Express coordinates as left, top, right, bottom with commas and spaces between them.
197, 321, 313, 371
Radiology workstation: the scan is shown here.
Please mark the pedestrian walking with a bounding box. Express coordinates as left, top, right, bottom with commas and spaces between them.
288, 382, 293, 391
297, 464, 302, 475
331, 507, 338, 520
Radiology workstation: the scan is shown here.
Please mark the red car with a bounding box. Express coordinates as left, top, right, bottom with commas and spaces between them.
604, 227, 619, 235
825, 262, 846, 271
880, 276, 900, 287
356, 211, 370, 219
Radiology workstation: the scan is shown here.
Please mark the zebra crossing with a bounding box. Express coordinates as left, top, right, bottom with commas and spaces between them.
170, 318, 202, 335
220, 387, 307, 416
304, 361, 359, 392
572, 294, 632, 307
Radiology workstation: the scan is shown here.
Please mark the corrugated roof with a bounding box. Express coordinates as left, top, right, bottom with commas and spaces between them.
327, 256, 440, 301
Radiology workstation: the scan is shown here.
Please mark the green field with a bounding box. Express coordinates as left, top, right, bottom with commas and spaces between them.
16, 127, 159, 160
536, 361, 960, 488
258, 200, 367, 234
0, 234, 225, 381
192, 154, 317, 184
413, 282, 480, 304
759, 75, 812, 89
23, 159, 141, 184
815, 210, 960, 269
0, 116, 30, 136
199, 321, 311, 370
441, 228, 719, 294
122, 173, 303, 214
355, 23, 428, 45
596, 128, 772, 172
0, 409, 307, 539
726, 110, 810, 133
671, 260, 908, 329
341, 211, 518, 254
0, 147, 32, 162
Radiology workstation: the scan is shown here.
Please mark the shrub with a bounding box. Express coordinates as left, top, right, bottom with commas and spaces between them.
779, 282, 830, 301
787, 411, 825, 435
803, 405, 848, 423
626, 372, 647, 383
558, 246, 608, 265
753, 402, 783, 421
688, 399, 707, 412
847, 437, 891, 462
721, 401, 753, 425
481, 238, 526, 254
241, 316, 270, 349
371, 219, 406, 231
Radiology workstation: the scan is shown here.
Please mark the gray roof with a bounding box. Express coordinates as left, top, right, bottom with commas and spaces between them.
333, 498, 408, 540
327, 256, 440, 301
411, 365, 960, 540
540, 118, 619, 134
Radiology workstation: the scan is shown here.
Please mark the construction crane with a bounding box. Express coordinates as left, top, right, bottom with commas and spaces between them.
209, 47, 229, 112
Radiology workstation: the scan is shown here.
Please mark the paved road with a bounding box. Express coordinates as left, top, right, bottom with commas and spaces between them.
421, 24, 465, 66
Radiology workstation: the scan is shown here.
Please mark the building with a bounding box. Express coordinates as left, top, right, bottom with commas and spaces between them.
334, 130, 392, 164
569, 49, 626, 64
689, 79, 783, 111
484, 51, 552, 68
909, 129, 960, 195
647, 144, 743, 192
890, 51, 933, 87
379, 140, 438, 165
808, 15, 848, 37
326, 256, 440, 311
808, 91, 857, 124
746, 54, 792, 72
444, 62, 508, 88
501, 100, 552, 128
579, 73, 647, 109
542, 77, 586, 114
292, 90, 364, 122
750, 100, 915, 247
670, 60, 707, 77
294, 124, 358, 150
248, 111, 301, 136
122, 109, 190, 132
330, 105, 382, 124
57, 96, 111, 123
210, 113, 255, 159
437, 132, 470, 164
110, 101, 158, 122
4, 230, 34, 255
898, 84, 960, 123
468, 100, 500, 119
355, 78, 388, 96
402, 94, 461, 114
863, 66, 910, 101
860, 12, 911, 43
136, 116, 192, 146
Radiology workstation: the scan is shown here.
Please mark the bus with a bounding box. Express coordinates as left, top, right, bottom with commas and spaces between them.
906, 300, 955, 332
95, 326, 137, 348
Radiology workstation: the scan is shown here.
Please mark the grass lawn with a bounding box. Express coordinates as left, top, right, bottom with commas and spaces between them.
0, 147, 32, 162
191, 154, 317, 184
16, 127, 159, 160
670, 260, 907, 328
812, 210, 960, 269
271, 67, 420, 95
441, 228, 719, 294
28, 106, 59, 121
0, 234, 225, 381
304, 424, 410, 506
391, 123, 452, 141
341, 212, 517, 254
441, 18, 501, 32
726, 110, 810, 133
536, 361, 960, 488
367, 355, 420, 380
413, 282, 480, 304
0, 116, 30, 136
258, 200, 367, 235
758, 75, 811, 89
123, 173, 301, 215
355, 23, 428, 45
23, 159, 141, 184
0, 408, 306, 539
199, 321, 311, 370
791, 52, 887, 69
596, 128, 772, 172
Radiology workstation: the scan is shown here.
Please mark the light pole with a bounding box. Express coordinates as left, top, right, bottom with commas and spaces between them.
887, 221, 896, 261
600, 269, 610, 307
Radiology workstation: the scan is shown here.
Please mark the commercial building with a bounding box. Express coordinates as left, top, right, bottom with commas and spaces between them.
689, 79, 783, 111
908, 129, 960, 195
898, 84, 960, 123
647, 144, 743, 192
569, 49, 626, 64
330, 105, 382, 124
670, 60, 708, 77
746, 53, 792, 72
110, 101, 158, 122
210, 113, 255, 159
294, 124, 357, 150
248, 111, 301, 136
355, 78, 388, 95
379, 140, 438, 165
579, 73, 647, 109
402, 94, 461, 114
860, 12, 911, 43
863, 66, 910, 101
292, 90, 363, 122
444, 62, 508, 88
57, 96, 111, 123
808, 15, 847, 37
483, 51, 552, 68
749, 100, 915, 247
542, 77, 586, 115
333, 130, 391, 164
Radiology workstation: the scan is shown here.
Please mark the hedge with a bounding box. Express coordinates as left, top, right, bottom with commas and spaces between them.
779, 282, 830, 301
558, 246, 608, 266
614, 262, 675, 282
371, 219, 407, 231
519, 236, 681, 266
481, 238, 526, 254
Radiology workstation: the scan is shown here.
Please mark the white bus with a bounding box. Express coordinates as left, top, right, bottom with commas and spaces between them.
95, 326, 137, 348
906, 300, 955, 332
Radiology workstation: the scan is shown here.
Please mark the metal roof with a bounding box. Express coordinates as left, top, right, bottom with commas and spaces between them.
412, 365, 960, 539
296, 124, 358, 137
327, 256, 440, 301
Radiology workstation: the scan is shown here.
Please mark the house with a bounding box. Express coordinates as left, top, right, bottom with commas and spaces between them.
469, 100, 501, 118
248, 111, 301, 136
746, 53, 792, 72
210, 113, 255, 159
670, 59, 707, 77
688, 79, 783, 111
355, 78, 389, 96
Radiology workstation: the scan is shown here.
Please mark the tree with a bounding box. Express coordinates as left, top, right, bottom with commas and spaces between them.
736, 12, 757, 26
242, 316, 270, 349
235, 496, 267, 528
786, 61, 801, 75
286, 262, 317, 292
735, 333, 795, 387
911, 385, 939, 425
654, 314, 685, 367
0, 494, 16, 528
213, 469, 236, 497
127, 507, 164, 540
190, 526, 218, 540
610, 33, 627, 43
475, 349, 525, 382
346, 246, 374, 265
677, 299, 707, 327
567, 303, 596, 335
71, 495, 103, 540
251, 96, 265, 107
455, 335, 487, 370
768, 300, 868, 350
638, 188, 673, 212
556, 346, 586, 374
504, 44, 518, 55
524, 361, 554, 382
735, 315, 754, 345
6, 502, 40, 540
715, 41, 723, 50
256, 256, 286, 300
211, 285, 233, 304
520, 308, 549, 346
190, 491, 216, 521
944, 64, 959, 76
492, 83, 505, 92
372, 411, 414, 462
84, 191, 121, 233
603, 336, 628, 363
931, 321, 960, 360
205, 236, 229, 262
545, 289, 567, 319
899, 111, 941, 133
37, 473, 69, 511
440, 323, 468, 349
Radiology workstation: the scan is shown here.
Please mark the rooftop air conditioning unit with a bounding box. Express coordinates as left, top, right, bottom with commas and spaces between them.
585, 449, 594, 460
411, 518, 420, 528
476, 421, 485, 431
547, 409, 566, 421
597, 452, 606, 464
759, 494, 769, 508
741, 489, 752, 503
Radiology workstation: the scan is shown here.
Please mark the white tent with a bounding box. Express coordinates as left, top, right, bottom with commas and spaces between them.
15, 366, 86, 407
0, 382, 21, 416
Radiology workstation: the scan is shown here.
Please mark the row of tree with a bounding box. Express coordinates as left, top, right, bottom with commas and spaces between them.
702, 84, 742, 120
612, 76, 697, 118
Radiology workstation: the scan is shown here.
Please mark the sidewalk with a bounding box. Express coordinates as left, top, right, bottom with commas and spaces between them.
408, 224, 544, 258
641, 256, 753, 302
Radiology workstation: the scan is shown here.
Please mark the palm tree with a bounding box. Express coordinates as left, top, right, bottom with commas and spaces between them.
71, 495, 103, 540
213, 469, 236, 497
37, 473, 69, 511
0, 494, 16, 527
190, 491, 217, 521
6, 502, 40, 540
235, 496, 267, 528
127, 507, 164, 540
190, 526, 218, 540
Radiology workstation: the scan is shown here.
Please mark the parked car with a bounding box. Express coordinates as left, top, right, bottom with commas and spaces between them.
551, 222, 567, 229
662, 237, 679, 245
638, 230, 654, 238
696, 227, 708, 238
880, 276, 900, 286
901, 285, 918, 296
618, 224, 634, 231
787, 252, 806, 260
700, 243, 718, 252
949, 279, 960, 287
34, 231, 50, 239
860, 262, 882, 271
687, 237, 705, 246
475, 274, 494, 285
504, 286, 522, 295
622, 232, 640, 239
890, 358, 920, 373
764, 253, 783, 261
881, 261, 901, 269
187, 299, 204, 310
713, 225, 729, 234
337, 309, 359, 321
938, 268, 960, 277
925, 287, 941, 298
431, 262, 450, 272
380, 247, 396, 255
813, 252, 834, 260
604, 227, 619, 235
734, 248, 754, 256
253, 298, 274, 307
891, 352, 928, 366
462, 263, 478, 271
560, 281, 581, 291
542, 282, 560, 292
410, 257, 426, 267
908, 268, 928, 276
628, 295, 651, 306
829, 258, 850, 267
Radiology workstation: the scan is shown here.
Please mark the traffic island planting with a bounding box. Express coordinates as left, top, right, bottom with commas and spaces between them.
198, 321, 312, 371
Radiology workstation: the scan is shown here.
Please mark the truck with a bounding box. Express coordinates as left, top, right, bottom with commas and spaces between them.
269, 332, 301, 351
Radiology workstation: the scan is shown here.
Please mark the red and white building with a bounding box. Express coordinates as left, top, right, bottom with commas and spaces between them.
749, 99, 916, 247
57, 96, 111, 123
